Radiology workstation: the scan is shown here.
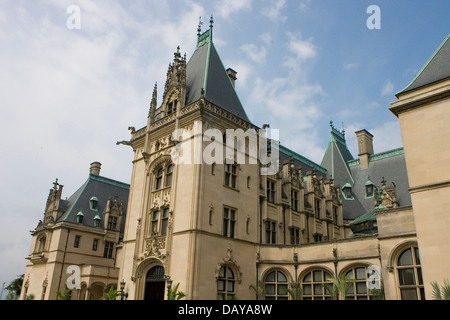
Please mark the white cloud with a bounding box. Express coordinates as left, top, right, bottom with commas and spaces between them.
215, 0, 252, 19
241, 43, 268, 64
261, 0, 287, 23
382, 79, 395, 96
344, 63, 360, 70
286, 32, 317, 62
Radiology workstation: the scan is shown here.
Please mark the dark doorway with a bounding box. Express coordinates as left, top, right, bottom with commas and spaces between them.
144, 266, 165, 300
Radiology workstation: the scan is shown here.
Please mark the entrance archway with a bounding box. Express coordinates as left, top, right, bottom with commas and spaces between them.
144, 266, 165, 300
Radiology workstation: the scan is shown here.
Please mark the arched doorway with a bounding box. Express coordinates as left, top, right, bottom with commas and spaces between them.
144, 266, 165, 300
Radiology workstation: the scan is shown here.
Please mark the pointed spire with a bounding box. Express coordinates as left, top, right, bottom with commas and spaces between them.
149, 82, 157, 118
197, 16, 203, 36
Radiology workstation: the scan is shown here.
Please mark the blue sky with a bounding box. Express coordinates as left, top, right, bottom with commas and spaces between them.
0, 0, 449, 294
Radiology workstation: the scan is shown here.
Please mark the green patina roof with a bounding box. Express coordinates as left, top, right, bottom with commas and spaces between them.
349, 209, 376, 225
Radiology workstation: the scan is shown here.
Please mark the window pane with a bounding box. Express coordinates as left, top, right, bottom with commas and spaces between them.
266, 271, 275, 282
314, 284, 322, 295
303, 284, 312, 295
313, 270, 322, 282
266, 284, 275, 295
227, 281, 235, 293
226, 267, 234, 279
230, 221, 235, 238
218, 280, 225, 291
219, 267, 225, 278
398, 268, 416, 286
356, 267, 366, 280
417, 267, 423, 285
303, 273, 312, 283
161, 219, 168, 236
356, 282, 367, 294
347, 284, 355, 295
346, 269, 354, 280
163, 209, 169, 218
414, 247, 421, 265
401, 288, 418, 300
277, 272, 287, 282
398, 249, 413, 266
153, 211, 159, 220
278, 284, 288, 295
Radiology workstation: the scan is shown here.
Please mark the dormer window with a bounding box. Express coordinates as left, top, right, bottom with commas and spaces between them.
77, 211, 84, 224
342, 183, 354, 200
365, 179, 375, 198
90, 196, 98, 211
94, 215, 101, 228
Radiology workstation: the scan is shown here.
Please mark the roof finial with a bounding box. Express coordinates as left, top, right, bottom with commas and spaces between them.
209, 14, 214, 28
197, 16, 203, 36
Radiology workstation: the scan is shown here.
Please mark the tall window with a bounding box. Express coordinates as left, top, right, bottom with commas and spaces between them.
396, 246, 425, 300
290, 227, 300, 245
346, 266, 373, 300
107, 216, 117, 231
217, 266, 236, 300
265, 221, 276, 244
74, 235, 81, 248
165, 165, 173, 187
224, 164, 237, 189
104, 241, 114, 258
265, 270, 288, 300
315, 199, 321, 219
92, 239, 98, 251
301, 269, 332, 300
291, 190, 299, 211
151, 211, 159, 236
161, 208, 169, 236
155, 168, 163, 190
267, 180, 275, 203
223, 207, 236, 238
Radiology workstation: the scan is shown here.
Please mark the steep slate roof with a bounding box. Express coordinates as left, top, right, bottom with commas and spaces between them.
57, 174, 130, 233
185, 28, 250, 122
397, 33, 450, 96
348, 148, 411, 217
321, 125, 411, 221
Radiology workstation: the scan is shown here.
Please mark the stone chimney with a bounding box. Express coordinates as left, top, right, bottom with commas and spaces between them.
226, 68, 237, 87
90, 162, 102, 176
355, 130, 374, 169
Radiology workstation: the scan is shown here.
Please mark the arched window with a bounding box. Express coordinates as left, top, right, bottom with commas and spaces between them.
301, 269, 332, 300
165, 165, 173, 187
155, 168, 163, 190
345, 266, 373, 300
264, 270, 288, 300
217, 265, 236, 300
396, 246, 425, 300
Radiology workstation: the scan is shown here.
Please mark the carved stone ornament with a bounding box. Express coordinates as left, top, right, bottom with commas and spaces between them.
215, 243, 242, 284
144, 237, 166, 259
